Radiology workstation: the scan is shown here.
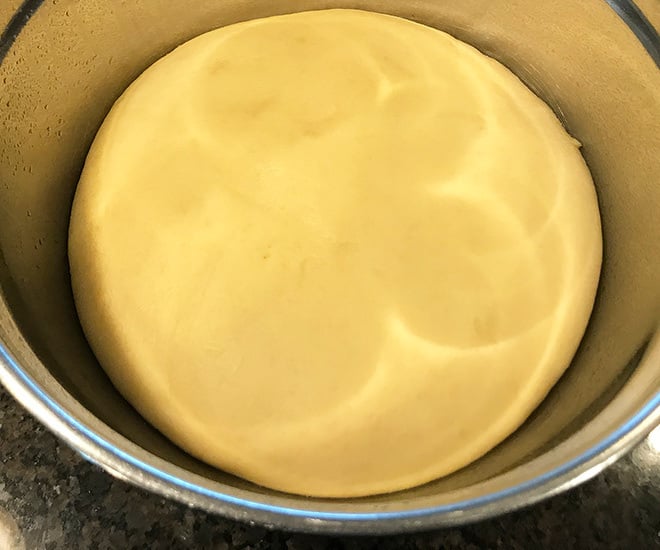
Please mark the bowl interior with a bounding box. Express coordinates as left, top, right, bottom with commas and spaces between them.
0, 0, 659, 520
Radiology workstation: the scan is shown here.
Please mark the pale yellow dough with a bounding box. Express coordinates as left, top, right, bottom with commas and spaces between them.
69, 9, 602, 497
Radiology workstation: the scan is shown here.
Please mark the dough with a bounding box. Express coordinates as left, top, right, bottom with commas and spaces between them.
69, 9, 602, 497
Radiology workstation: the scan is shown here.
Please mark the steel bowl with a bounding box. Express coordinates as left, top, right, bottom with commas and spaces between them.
0, 0, 659, 535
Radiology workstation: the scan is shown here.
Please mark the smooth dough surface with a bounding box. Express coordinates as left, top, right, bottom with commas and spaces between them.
69, 9, 602, 497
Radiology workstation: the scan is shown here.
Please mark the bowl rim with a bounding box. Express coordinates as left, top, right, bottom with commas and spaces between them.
1, 0, 659, 535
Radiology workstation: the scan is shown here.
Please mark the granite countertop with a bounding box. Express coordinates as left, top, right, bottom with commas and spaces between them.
0, 387, 659, 550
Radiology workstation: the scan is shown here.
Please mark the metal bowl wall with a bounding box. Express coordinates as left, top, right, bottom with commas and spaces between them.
0, 0, 658, 534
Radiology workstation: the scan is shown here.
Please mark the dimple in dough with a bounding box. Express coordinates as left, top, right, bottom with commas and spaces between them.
69, 9, 602, 497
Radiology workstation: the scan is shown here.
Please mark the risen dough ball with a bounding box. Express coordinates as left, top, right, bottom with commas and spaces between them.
69, 9, 602, 497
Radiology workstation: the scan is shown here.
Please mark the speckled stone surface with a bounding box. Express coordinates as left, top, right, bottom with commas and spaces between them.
0, 386, 659, 550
